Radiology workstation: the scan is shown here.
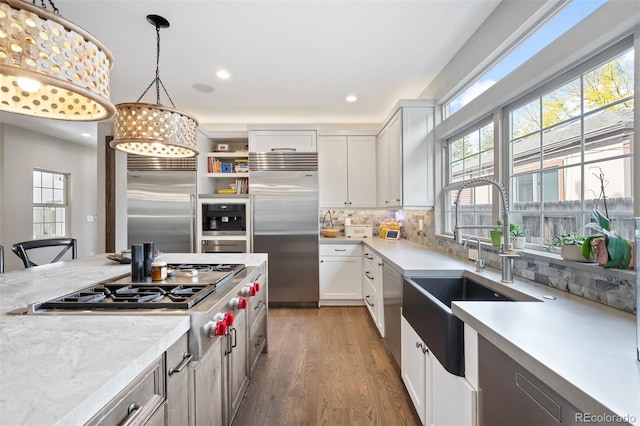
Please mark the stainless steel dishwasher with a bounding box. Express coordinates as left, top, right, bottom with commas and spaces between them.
478, 335, 584, 425
382, 262, 402, 367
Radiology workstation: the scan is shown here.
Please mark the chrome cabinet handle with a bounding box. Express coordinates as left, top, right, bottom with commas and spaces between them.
416, 341, 423, 349
168, 352, 193, 376
365, 271, 374, 280
334, 248, 347, 252
365, 295, 374, 307
421, 346, 429, 354
231, 327, 237, 348
271, 147, 296, 152
364, 253, 373, 260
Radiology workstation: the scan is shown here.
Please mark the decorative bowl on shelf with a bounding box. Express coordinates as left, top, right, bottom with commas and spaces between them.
321, 228, 340, 238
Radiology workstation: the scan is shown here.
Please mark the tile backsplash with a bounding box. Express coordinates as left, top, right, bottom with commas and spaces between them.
321, 209, 636, 314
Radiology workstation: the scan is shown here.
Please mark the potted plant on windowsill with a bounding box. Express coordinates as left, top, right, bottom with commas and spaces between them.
546, 232, 594, 262
510, 223, 526, 249
581, 209, 634, 269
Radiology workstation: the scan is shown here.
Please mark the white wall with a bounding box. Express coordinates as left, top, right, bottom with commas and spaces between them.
0, 124, 98, 272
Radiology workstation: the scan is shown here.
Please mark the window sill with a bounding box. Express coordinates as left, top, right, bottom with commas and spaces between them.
435, 234, 635, 281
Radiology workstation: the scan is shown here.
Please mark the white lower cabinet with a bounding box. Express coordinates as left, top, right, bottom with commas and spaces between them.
432, 356, 476, 426
319, 244, 363, 305
362, 249, 384, 336
401, 315, 477, 426
401, 316, 431, 426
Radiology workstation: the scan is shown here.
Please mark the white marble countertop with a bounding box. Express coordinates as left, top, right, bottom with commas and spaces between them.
0, 253, 267, 426
352, 238, 639, 425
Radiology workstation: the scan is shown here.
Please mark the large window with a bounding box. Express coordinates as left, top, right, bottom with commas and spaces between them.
444, 122, 495, 239
443, 0, 607, 119
508, 48, 634, 246
33, 169, 69, 239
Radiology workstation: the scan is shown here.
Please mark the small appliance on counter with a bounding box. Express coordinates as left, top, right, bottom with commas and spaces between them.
345, 224, 373, 238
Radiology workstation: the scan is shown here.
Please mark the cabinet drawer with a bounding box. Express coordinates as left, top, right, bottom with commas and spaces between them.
319, 243, 361, 257
86, 358, 165, 426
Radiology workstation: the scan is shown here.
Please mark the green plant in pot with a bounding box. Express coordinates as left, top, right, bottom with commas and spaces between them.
581, 209, 633, 269
546, 232, 592, 262
510, 223, 526, 249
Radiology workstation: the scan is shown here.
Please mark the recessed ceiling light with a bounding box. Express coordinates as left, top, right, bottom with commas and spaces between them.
192, 84, 215, 93
216, 70, 231, 80
346, 95, 357, 102
81, 133, 91, 137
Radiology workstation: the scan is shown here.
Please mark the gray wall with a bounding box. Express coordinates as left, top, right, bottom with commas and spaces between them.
0, 124, 98, 272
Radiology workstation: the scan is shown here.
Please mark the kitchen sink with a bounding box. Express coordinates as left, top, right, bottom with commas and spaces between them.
402, 274, 532, 377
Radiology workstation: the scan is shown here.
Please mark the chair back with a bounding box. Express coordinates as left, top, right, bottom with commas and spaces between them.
12, 238, 77, 268
0, 245, 4, 273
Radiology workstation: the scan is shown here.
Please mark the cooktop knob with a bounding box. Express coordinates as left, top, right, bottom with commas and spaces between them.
229, 297, 247, 310
253, 282, 260, 292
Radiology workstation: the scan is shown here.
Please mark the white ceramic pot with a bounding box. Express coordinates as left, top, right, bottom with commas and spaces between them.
511, 236, 526, 249
560, 244, 595, 262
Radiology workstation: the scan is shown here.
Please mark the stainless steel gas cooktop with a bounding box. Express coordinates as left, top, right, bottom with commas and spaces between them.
25, 263, 245, 314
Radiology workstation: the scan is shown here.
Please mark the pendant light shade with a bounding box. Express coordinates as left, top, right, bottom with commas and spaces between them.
0, 0, 115, 121
110, 14, 198, 158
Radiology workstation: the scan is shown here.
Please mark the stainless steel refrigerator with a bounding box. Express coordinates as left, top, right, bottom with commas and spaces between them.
249, 152, 319, 306
127, 155, 197, 253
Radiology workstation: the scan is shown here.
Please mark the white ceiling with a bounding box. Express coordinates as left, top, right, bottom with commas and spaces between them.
0, 0, 501, 145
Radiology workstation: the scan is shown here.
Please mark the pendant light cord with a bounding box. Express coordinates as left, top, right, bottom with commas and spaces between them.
33, 0, 59, 14
136, 22, 177, 108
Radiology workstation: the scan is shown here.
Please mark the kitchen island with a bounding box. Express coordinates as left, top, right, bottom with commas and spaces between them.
0, 253, 267, 426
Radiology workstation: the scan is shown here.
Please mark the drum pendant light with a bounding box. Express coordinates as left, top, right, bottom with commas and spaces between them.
0, 0, 115, 121
110, 14, 199, 158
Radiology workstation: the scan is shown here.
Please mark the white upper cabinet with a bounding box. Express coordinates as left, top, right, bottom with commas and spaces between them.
319, 135, 376, 208
249, 130, 317, 152
377, 103, 435, 208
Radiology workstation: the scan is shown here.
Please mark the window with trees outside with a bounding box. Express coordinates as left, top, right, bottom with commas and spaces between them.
33, 169, 69, 239
444, 122, 495, 240
508, 48, 634, 247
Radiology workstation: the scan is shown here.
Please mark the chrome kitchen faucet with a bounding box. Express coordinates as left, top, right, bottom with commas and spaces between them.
453, 177, 520, 283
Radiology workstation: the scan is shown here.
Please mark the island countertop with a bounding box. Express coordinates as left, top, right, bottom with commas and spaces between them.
0, 253, 267, 426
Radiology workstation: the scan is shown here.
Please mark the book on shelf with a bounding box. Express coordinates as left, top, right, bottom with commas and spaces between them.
234, 177, 249, 194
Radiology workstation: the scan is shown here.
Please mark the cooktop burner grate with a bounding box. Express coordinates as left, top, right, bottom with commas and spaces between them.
39, 283, 215, 310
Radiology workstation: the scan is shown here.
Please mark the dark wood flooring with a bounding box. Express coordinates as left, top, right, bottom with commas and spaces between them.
232, 307, 421, 426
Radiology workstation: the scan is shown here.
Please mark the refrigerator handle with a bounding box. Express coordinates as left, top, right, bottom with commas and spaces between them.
190, 194, 196, 253
249, 194, 254, 252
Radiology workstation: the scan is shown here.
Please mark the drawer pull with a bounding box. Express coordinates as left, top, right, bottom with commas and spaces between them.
365, 271, 374, 280
365, 295, 374, 307
334, 248, 347, 252
364, 253, 374, 260
168, 352, 193, 376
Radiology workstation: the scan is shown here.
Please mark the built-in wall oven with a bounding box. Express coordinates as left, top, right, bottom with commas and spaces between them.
199, 199, 249, 253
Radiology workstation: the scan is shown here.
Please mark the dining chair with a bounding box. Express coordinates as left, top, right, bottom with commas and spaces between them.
11, 238, 77, 268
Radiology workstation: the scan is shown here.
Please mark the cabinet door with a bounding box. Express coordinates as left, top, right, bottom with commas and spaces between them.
388, 111, 403, 207
249, 130, 317, 152
319, 256, 363, 301
401, 316, 428, 425
318, 136, 348, 207
346, 136, 377, 207
402, 107, 434, 207
166, 334, 189, 426
376, 126, 390, 207
228, 308, 249, 423
432, 355, 476, 426
190, 338, 223, 426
